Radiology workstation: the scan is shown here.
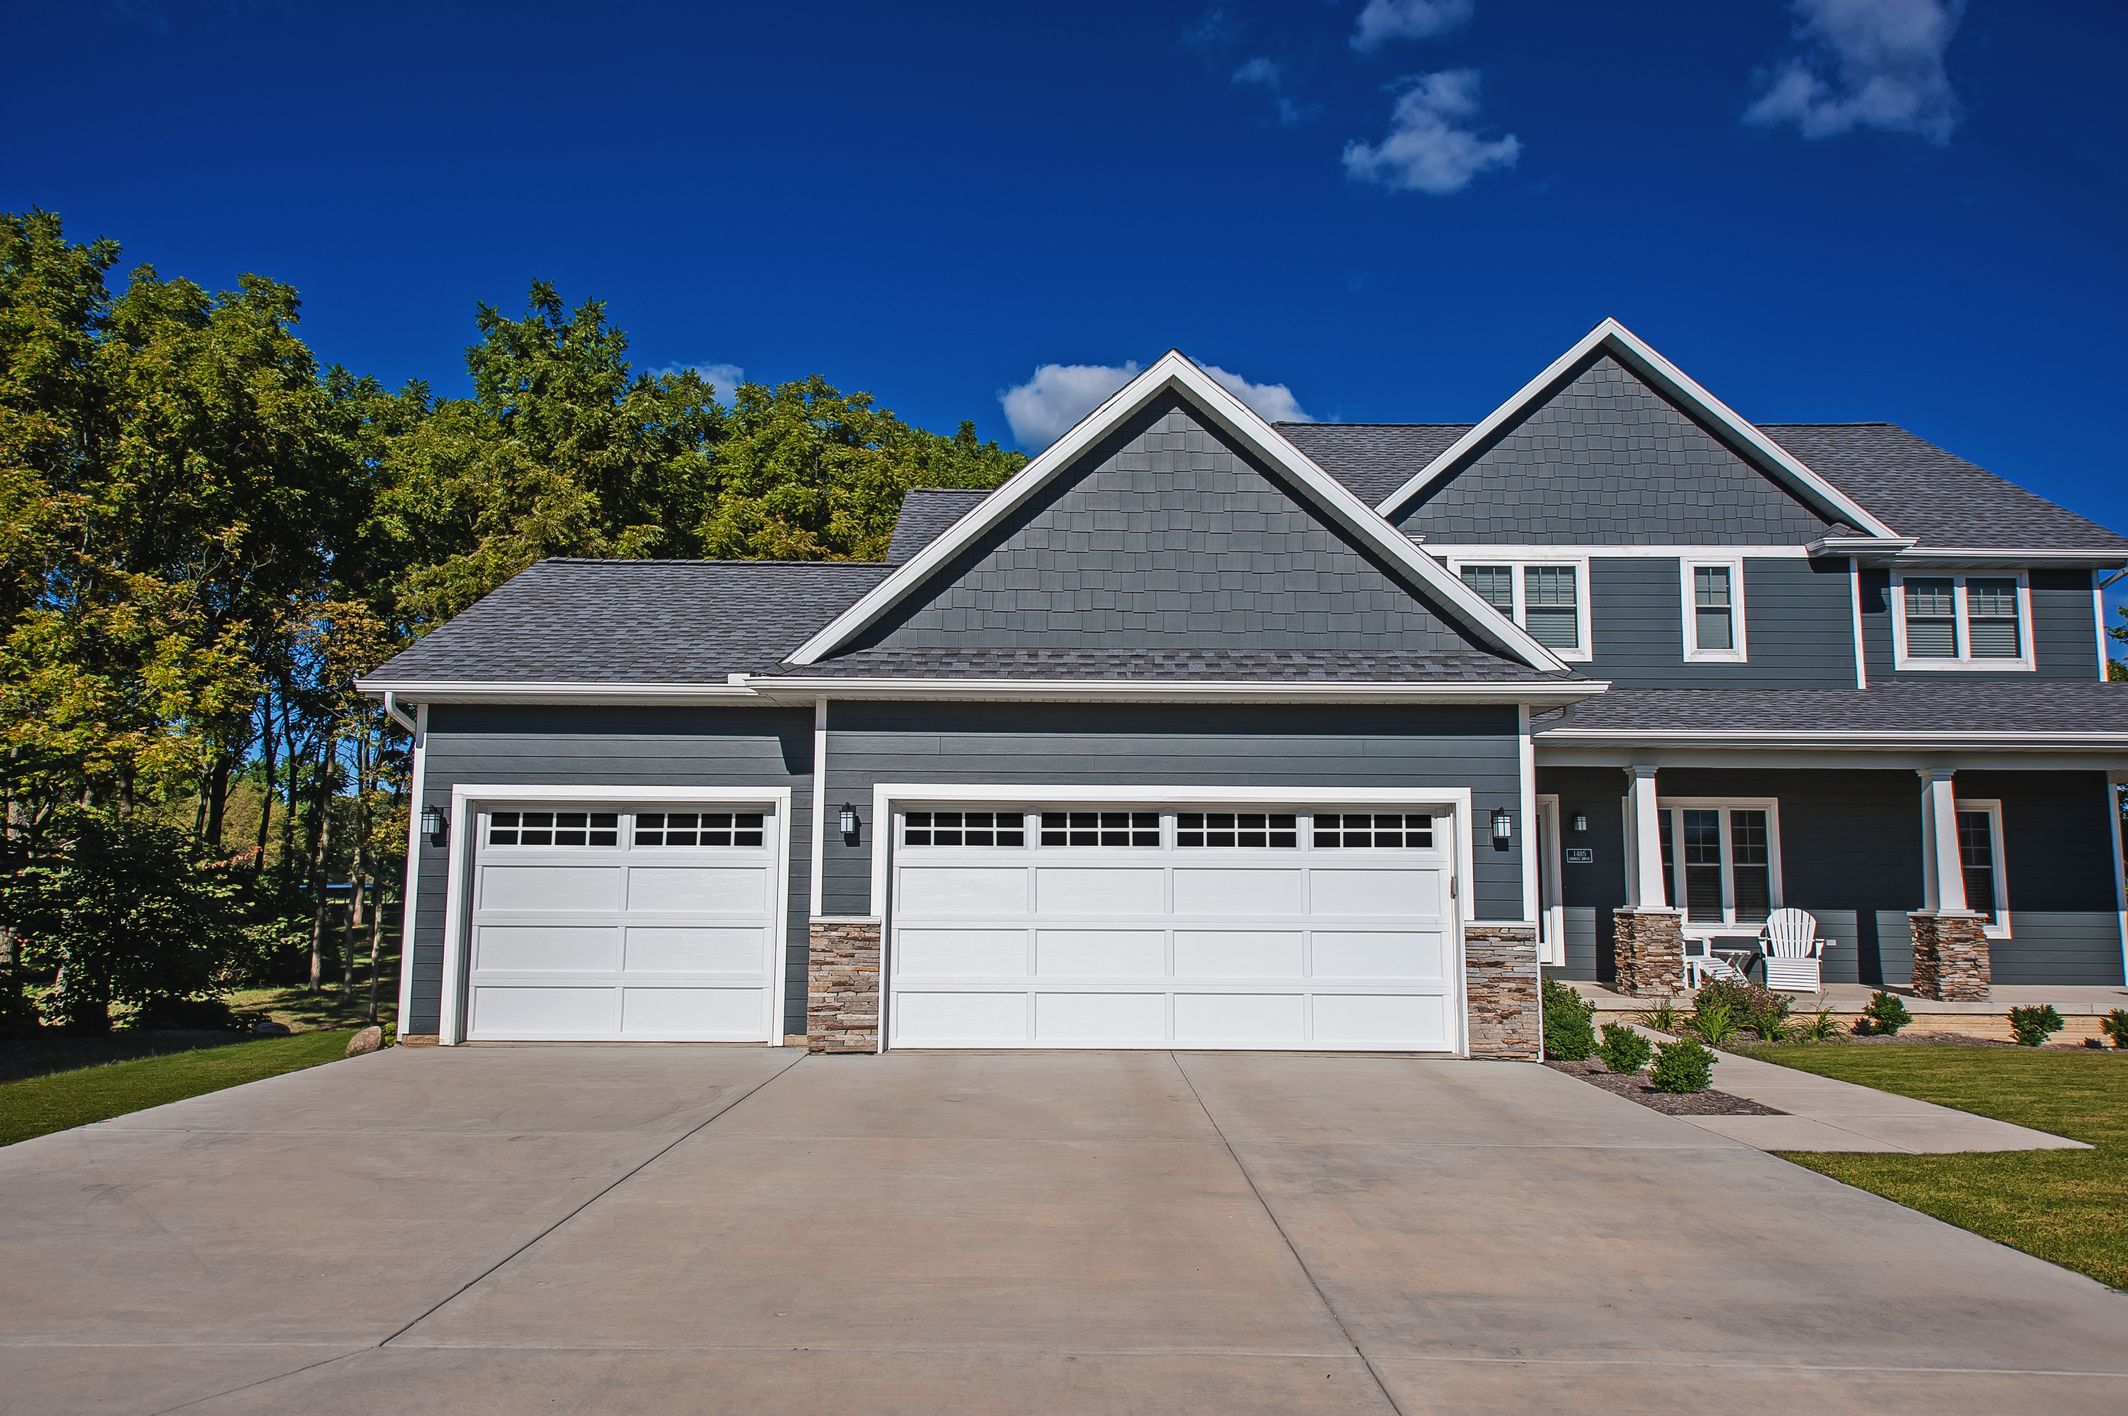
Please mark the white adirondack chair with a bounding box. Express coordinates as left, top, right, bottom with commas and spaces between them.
1681, 937, 1749, 988
1759, 909, 1829, 991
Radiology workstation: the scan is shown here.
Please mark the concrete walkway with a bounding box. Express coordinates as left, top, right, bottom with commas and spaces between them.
1692, 1045, 2093, 1153
1, 1046, 2121, 1414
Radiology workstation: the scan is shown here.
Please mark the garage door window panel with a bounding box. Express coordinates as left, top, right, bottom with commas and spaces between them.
487, 811, 619, 848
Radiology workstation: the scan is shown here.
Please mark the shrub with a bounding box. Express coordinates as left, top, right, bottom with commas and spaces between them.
1541, 974, 1597, 1060
1596, 1022, 1653, 1074
1650, 1038, 1716, 1093
0, 809, 245, 1034
130, 996, 255, 1033
0, 965, 42, 1036
2099, 1009, 2128, 1050
2007, 1004, 2064, 1048
1860, 990, 1911, 1037
1687, 995, 1739, 1049
1638, 997, 1683, 1033
1693, 977, 1790, 1041
1796, 1008, 1839, 1043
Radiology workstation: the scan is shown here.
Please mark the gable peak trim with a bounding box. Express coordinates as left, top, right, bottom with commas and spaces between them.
1372, 318, 1901, 540
785, 349, 1569, 672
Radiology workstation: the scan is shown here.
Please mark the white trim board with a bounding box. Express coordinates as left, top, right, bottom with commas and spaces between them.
434, 785, 795, 1047
1373, 318, 1901, 540
395, 703, 429, 1034
784, 350, 1568, 673
734, 675, 1604, 705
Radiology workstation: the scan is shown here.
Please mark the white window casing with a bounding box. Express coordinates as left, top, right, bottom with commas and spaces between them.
1891, 570, 2034, 672
1654, 797, 1784, 937
1680, 557, 1748, 663
1954, 798, 2011, 939
1450, 555, 1592, 662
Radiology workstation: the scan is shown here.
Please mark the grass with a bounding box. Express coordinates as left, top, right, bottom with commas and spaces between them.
226, 978, 395, 1032
1740, 1042, 2128, 1289
0, 1029, 355, 1147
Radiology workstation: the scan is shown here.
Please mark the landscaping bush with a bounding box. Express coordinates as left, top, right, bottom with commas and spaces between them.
130, 996, 257, 1033
1860, 990, 1911, 1037
2007, 1004, 2064, 1048
1638, 997, 1683, 1033
1796, 1008, 1839, 1042
1541, 974, 1597, 1060
2099, 1009, 2128, 1050
1649, 1038, 1715, 1093
1687, 994, 1739, 1049
1596, 1022, 1653, 1074
0, 810, 247, 1034
0, 965, 42, 1036
1691, 976, 1790, 1041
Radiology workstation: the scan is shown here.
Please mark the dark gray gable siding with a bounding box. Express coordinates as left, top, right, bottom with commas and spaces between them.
1859, 567, 2100, 682
822, 701, 1527, 924
1386, 355, 1839, 545
844, 394, 1506, 659
1536, 765, 2123, 987
886, 488, 991, 563
1585, 557, 1856, 689
407, 706, 815, 1038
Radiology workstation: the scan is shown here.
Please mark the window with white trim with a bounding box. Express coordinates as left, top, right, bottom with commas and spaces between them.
1681, 559, 1746, 662
1893, 572, 2031, 670
1655, 801, 1780, 930
1455, 560, 1589, 660
1039, 811, 1160, 847
1176, 812, 1299, 848
900, 811, 1025, 847
633, 811, 766, 847
1313, 812, 1435, 848
1955, 799, 2009, 937
487, 811, 618, 847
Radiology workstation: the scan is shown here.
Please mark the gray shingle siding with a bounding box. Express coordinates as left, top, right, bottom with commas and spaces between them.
886, 488, 991, 563
1859, 567, 2101, 683
1536, 765, 2123, 988
407, 705, 815, 1038
821, 701, 1528, 924
844, 394, 1508, 660
1381, 357, 1839, 546
1583, 557, 1856, 689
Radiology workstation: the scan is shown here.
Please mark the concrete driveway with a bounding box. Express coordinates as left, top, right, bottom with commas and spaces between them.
1, 1047, 2121, 1415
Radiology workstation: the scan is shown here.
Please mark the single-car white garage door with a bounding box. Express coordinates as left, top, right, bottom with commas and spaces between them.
887, 805, 1459, 1051
463, 803, 783, 1041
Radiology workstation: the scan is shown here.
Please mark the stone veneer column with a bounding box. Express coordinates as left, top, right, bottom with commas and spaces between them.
806, 917, 882, 1053
1908, 910, 1990, 1002
1612, 907, 1684, 997
1465, 925, 1540, 1061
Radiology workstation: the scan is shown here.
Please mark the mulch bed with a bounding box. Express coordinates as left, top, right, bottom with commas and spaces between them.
1546, 1058, 1785, 1116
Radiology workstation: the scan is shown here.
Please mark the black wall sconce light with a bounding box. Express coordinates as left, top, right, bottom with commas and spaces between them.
420, 805, 447, 845
1571, 812, 1588, 834
1491, 806, 1513, 843
838, 803, 860, 841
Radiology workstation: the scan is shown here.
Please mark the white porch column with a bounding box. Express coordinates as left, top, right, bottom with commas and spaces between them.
1626, 764, 1667, 908
1917, 767, 1967, 914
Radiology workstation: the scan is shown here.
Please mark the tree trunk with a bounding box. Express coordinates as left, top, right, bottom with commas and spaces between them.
278, 708, 300, 889
203, 755, 231, 852
305, 742, 336, 993
254, 698, 277, 873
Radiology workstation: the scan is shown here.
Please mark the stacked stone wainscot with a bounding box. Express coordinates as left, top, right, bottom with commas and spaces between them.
1611, 907, 1684, 998
807, 917, 882, 1053
1464, 924, 1540, 1061
1908, 910, 1991, 1002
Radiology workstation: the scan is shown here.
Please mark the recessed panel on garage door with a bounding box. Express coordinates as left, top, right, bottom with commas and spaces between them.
470, 985, 618, 1038
1035, 929, 1165, 977
473, 925, 620, 973
1035, 991, 1164, 1042
896, 990, 1026, 1044
1171, 867, 1302, 916
1172, 930, 1304, 978
622, 926, 765, 974
1035, 867, 1164, 915
1313, 993, 1452, 1049
1174, 992, 1306, 1044
1309, 866, 1443, 917
480, 865, 621, 913
898, 866, 1028, 916
1312, 930, 1445, 980
894, 928, 1028, 977
628, 865, 766, 914
621, 986, 765, 1036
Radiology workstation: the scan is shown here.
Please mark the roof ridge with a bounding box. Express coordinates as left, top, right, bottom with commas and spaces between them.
535, 557, 891, 568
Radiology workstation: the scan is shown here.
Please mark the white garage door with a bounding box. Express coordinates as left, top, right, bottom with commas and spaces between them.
887, 806, 1459, 1051
464, 804, 782, 1041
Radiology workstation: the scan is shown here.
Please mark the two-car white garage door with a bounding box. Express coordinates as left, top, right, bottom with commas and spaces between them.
887, 806, 1460, 1051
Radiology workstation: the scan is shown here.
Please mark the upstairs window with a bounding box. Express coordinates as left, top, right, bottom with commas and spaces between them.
1681, 559, 1747, 662
1894, 572, 2031, 671
1455, 559, 1590, 660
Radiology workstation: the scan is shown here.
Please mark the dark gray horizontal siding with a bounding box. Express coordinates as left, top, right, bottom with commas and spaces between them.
823, 702, 1528, 924
1860, 568, 2100, 683
407, 705, 815, 1038
1587, 557, 1855, 689
1536, 763, 2124, 987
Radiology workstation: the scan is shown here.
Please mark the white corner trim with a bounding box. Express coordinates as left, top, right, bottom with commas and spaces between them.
1890, 569, 2035, 673
783, 350, 1569, 673
434, 785, 797, 1048
2108, 773, 2127, 985
1679, 556, 1748, 664
1374, 318, 1900, 539
809, 699, 829, 916
394, 702, 429, 1035
1849, 558, 1868, 689
1519, 706, 1539, 925
2096, 570, 2110, 682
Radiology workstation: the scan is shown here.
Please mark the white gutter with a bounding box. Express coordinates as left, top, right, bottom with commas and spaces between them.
735, 674, 1608, 705
355, 678, 765, 705
1537, 728, 2128, 752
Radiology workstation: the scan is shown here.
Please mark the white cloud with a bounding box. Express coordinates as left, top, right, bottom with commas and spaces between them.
1744, 0, 1964, 144
1342, 69, 1520, 195
645, 359, 746, 399
1231, 56, 1304, 126
1350, 0, 1474, 51
999, 360, 1313, 450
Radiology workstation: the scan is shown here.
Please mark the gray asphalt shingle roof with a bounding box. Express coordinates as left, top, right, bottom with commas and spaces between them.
1533, 681, 2128, 737
1277, 420, 2128, 554
364, 559, 892, 684
885, 488, 991, 562
767, 647, 1575, 684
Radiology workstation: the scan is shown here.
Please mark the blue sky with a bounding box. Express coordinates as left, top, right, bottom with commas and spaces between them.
4, 1, 2124, 550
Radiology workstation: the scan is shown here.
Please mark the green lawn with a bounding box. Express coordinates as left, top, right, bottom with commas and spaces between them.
0, 1030, 355, 1147
1741, 1043, 2128, 1290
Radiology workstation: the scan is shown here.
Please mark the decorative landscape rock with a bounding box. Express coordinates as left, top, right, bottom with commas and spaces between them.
251, 1019, 293, 1037
345, 1025, 384, 1056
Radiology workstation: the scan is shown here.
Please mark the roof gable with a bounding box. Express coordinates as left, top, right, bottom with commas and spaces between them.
1374, 319, 1899, 540
886, 488, 990, 563
789, 351, 1566, 672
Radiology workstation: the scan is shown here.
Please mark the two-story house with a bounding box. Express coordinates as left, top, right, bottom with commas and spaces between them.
359, 321, 2128, 1059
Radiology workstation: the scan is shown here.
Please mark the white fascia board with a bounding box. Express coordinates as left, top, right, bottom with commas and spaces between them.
354, 679, 763, 705
1809, 536, 1916, 562
1888, 548, 2128, 569
1537, 728, 2128, 751
1376, 318, 1901, 540
741, 675, 1606, 706
1541, 742, 2128, 773
784, 350, 1568, 673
